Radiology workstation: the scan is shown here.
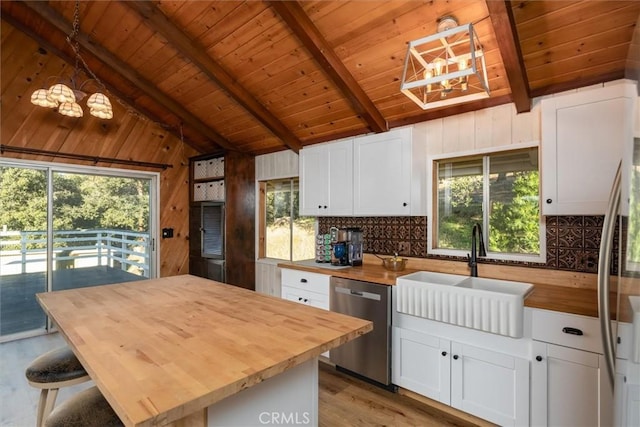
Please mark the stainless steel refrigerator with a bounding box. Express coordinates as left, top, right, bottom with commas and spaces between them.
599, 137, 640, 426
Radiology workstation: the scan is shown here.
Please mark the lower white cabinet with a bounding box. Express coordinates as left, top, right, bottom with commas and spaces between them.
281, 285, 328, 309
393, 327, 451, 403
280, 268, 330, 310
531, 341, 611, 427
615, 322, 640, 427
393, 326, 529, 426
530, 309, 613, 427
281, 268, 330, 357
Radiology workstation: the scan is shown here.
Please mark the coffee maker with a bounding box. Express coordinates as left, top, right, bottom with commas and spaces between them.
330, 227, 348, 266
330, 227, 363, 266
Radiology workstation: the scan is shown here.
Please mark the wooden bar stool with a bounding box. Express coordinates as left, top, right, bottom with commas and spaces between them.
25, 346, 91, 427
44, 386, 123, 427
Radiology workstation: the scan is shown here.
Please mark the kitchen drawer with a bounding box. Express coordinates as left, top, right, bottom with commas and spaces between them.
532, 309, 602, 354
282, 286, 329, 310
281, 268, 330, 295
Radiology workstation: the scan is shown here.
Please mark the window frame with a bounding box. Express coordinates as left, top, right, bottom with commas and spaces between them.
257, 177, 316, 262
427, 142, 546, 263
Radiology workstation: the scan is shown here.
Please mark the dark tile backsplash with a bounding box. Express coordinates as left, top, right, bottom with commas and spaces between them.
318, 215, 618, 274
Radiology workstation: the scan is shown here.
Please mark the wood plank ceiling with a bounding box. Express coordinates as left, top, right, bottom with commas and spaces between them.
2, 1, 639, 156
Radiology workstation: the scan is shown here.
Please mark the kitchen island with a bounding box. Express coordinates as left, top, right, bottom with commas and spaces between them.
36, 275, 372, 427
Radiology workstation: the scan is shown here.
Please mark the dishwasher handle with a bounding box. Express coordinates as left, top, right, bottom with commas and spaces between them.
334, 286, 381, 301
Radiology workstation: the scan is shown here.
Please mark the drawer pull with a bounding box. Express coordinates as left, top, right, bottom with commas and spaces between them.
453, 355, 459, 360
536, 355, 543, 362
441, 351, 447, 357
562, 327, 583, 336
300, 278, 308, 283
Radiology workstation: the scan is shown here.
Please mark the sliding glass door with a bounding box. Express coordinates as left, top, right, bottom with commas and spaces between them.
51, 172, 152, 292
0, 161, 157, 341
0, 165, 49, 337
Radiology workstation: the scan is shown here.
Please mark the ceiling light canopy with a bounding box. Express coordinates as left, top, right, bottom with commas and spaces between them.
30, 0, 113, 120
400, 16, 490, 110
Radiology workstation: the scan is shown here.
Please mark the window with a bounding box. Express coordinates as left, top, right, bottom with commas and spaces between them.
431, 147, 543, 261
259, 178, 315, 261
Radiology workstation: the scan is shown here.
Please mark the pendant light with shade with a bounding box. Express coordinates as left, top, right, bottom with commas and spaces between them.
30, 0, 113, 119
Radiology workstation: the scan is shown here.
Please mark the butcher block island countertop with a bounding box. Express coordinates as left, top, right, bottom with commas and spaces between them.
36, 275, 372, 427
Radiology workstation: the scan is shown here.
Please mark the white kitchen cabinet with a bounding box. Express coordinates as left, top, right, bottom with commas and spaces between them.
299, 139, 353, 216
280, 268, 330, 310
393, 327, 451, 404
392, 326, 529, 426
353, 127, 421, 216
531, 341, 611, 427
450, 342, 529, 426
541, 82, 636, 215
530, 309, 613, 426
281, 285, 328, 309
281, 268, 330, 357
615, 322, 640, 427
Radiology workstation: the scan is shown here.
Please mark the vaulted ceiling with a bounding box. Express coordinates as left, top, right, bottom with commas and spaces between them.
2, 1, 639, 156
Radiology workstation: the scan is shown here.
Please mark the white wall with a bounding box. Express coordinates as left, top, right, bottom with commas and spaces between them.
254, 150, 299, 296
417, 102, 541, 157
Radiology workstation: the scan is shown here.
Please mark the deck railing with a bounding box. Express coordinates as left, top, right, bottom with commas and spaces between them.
0, 229, 150, 276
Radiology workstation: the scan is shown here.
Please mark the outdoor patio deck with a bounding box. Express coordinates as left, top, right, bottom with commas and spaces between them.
1, 266, 144, 337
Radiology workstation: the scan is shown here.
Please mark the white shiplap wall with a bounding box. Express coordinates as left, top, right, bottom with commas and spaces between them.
417, 102, 541, 157
255, 150, 299, 181
254, 150, 299, 296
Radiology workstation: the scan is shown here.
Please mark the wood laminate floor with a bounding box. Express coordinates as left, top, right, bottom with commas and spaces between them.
1, 334, 480, 427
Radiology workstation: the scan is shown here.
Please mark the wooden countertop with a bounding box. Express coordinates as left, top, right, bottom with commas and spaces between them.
279, 258, 602, 318
37, 275, 372, 427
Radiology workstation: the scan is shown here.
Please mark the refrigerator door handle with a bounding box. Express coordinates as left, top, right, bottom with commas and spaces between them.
598, 162, 621, 390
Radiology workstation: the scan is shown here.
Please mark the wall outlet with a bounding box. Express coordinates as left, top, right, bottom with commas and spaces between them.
398, 242, 410, 256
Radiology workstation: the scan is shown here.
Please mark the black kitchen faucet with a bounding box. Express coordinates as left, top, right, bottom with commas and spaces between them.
468, 223, 487, 277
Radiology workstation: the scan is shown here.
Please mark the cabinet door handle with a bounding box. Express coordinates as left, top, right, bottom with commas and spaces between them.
562, 327, 583, 336
303, 298, 308, 303
300, 278, 308, 283
323, 205, 327, 209
453, 355, 459, 360
318, 205, 322, 209
441, 351, 447, 357
402, 202, 408, 207
298, 297, 303, 301
546, 198, 552, 204
536, 355, 543, 362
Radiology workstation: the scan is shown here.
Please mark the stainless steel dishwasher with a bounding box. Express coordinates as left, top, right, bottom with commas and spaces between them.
329, 277, 391, 386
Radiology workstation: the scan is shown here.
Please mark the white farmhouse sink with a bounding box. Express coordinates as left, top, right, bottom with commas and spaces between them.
396, 272, 534, 338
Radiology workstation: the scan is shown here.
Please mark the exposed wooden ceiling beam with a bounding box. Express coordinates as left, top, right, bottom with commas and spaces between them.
125, 0, 302, 153
268, 0, 388, 134
18, 0, 236, 153
486, 0, 531, 113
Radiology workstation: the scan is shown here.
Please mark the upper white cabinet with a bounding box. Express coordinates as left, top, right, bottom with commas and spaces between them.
353, 127, 425, 216
541, 82, 636, 215
299, 139, 353, 216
